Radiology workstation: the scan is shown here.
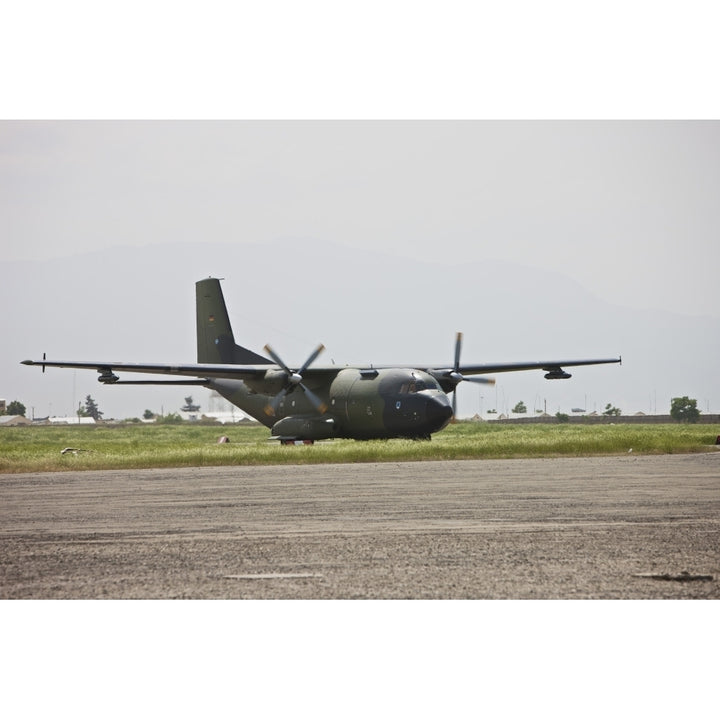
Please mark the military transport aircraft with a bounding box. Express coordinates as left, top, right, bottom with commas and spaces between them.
22, 278, 621, 443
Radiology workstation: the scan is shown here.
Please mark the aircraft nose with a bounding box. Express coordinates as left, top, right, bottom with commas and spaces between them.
426, 395, 453, 431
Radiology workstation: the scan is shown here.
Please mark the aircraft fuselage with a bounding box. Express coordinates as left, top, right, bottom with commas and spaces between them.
210, 367, 453, 440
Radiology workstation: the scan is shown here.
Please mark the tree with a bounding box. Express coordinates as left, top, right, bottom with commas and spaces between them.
670, 396, 700, 423
6, 400, 26, 417
512, 401, 527, 414
602, 403, 621, 417
143, 409, 155, 420
82, 395, 103, 421
157, 412, 183, 424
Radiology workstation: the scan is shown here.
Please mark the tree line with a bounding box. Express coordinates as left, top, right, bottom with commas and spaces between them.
0, 395, 706, 423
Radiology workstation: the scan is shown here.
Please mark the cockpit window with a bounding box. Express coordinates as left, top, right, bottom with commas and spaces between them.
400, 378, 439, 394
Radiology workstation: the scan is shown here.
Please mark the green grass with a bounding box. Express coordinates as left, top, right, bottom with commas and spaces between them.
0, 422, 718, 474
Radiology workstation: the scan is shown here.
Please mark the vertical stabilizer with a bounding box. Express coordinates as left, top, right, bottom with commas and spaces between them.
196, 278, 271, 365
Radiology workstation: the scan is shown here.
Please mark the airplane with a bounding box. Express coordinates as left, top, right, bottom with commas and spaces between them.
22, 278, 621, 443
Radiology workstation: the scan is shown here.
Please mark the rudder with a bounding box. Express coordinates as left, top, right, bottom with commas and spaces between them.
196, 278, 271, 365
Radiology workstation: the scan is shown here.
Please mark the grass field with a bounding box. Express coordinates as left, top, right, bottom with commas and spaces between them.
1, 421, 719, 473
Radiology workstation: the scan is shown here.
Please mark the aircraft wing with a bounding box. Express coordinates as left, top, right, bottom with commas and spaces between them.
22, 355, 621, 386
419, 357, 620, 387
20, 359, 273, 384
451, 357, 621, 376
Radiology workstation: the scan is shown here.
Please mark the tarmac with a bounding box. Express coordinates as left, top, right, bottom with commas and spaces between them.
1, 452, 718, 599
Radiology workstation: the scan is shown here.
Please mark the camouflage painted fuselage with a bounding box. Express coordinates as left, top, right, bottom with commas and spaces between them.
209, 367, 453, 440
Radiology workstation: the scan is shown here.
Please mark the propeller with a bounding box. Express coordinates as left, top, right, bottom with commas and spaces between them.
263, 343, 328, 416
447, 332, 495, 418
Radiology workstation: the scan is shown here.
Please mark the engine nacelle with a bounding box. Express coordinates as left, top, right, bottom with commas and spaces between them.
243, 368, 288, 395
544, 369, 572, 380
271, 415, 336, 440
98, 369, 119, 384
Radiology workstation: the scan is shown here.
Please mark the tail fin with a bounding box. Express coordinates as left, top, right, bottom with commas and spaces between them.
196, 278, 271, 365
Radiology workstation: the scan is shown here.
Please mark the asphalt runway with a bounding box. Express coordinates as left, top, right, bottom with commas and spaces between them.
1, 453, 718, 599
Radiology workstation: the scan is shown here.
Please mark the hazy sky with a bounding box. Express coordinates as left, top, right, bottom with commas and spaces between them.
2, 120, 719, 421
3, 120, 719, 317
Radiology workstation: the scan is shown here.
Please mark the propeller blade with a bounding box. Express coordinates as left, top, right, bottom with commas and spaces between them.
454, 332, 462, 372
263, 344, 292, 375
461, 376, 496, 385
447, 332, 495, 418
449, 332, 496, 385
300, 383, 328, 414
264, 386, 290, 416
262, 342, 327, 415
298, 344, 325, 375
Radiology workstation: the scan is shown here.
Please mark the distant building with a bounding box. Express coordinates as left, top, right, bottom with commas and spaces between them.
205, 390, 249, 423
47, 416, 96, 425
0, 415, 32, 426
200, 413, 255, 424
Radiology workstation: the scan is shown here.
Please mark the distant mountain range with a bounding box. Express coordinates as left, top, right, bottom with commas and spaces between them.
3, 240, 719, 419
